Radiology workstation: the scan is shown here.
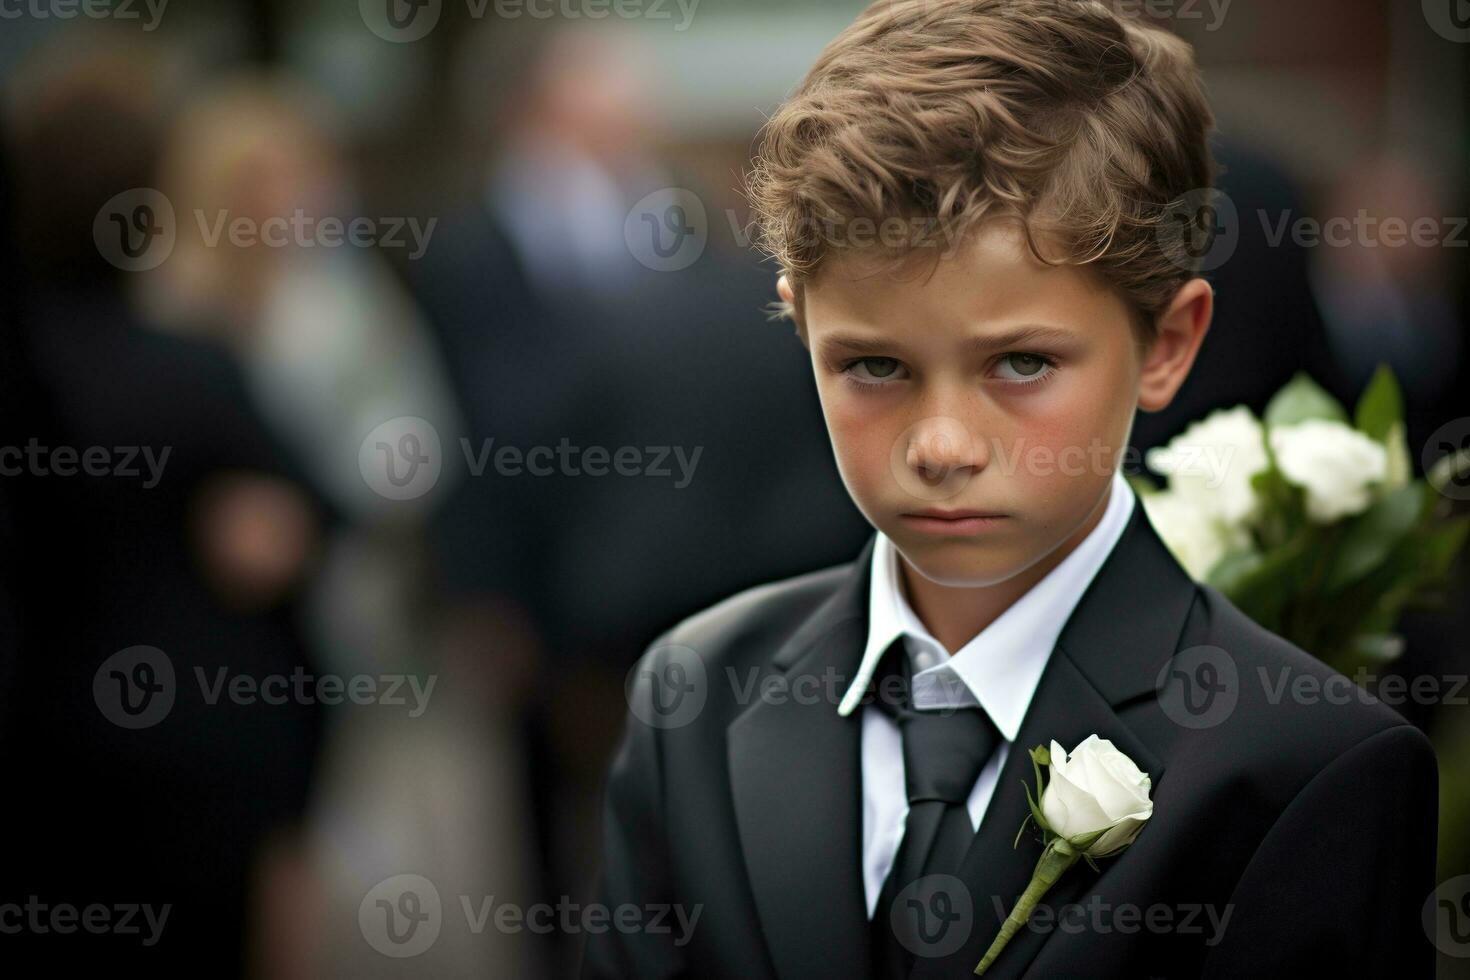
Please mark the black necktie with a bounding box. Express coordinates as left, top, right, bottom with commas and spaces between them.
867, 640, 1000, 979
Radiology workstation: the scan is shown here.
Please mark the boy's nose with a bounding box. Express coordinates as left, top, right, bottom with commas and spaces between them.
894, 415, 988, 499
908, 428, 967, 480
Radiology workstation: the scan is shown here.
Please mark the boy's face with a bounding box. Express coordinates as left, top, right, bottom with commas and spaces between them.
788, 220, 1201, 589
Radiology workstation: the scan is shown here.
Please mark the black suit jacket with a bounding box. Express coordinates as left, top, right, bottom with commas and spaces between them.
582, 504, 1439, 978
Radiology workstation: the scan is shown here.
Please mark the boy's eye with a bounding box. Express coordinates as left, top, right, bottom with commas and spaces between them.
846, 357, 903, 382
994, 352, 1054, 382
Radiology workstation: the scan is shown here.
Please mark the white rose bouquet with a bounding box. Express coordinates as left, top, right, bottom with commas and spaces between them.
1136, 365, 1469, 672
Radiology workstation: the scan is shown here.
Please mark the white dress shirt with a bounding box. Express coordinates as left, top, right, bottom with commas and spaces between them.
837, 468, 1136, 918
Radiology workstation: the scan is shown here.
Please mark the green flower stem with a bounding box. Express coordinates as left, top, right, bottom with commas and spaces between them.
974, 839, 1082, 975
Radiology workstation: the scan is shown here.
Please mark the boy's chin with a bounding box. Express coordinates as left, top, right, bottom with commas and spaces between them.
891, 535, 1040, 590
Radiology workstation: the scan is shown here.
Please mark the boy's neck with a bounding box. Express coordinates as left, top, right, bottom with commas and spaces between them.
898, 482, 1113, 655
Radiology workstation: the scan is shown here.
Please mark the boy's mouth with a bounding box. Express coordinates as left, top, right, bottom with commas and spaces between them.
898, 508, 1010, 536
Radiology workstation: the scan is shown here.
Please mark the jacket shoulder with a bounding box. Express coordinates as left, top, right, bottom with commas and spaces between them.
1189, 583, 1434, 767
638, 558, 855, 678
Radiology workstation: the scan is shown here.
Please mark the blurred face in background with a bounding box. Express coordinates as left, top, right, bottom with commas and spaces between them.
155, 80, 344, 329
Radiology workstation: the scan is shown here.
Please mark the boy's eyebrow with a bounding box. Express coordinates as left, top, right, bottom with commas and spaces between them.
819, 333, 901, 356
966, 324, 1081, 351
819, 324, 1080, 356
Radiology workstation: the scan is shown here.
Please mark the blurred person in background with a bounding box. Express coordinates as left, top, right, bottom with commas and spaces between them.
1125, 135, 1348, 454
1310, 152, 1464, 442
0, 29, 327, 975
411, 18, 870, 972
143, 72, 541, 978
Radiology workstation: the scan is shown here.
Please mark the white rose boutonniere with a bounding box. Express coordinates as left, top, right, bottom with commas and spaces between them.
975, 735, 1153, 975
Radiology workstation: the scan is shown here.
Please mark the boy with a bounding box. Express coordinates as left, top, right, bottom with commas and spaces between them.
583, 2, 1438, 977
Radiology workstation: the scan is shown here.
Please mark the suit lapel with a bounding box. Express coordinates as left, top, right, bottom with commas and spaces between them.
726, 504, 1198, 980
728, 537, 877, 980
911, 504, 1197, 980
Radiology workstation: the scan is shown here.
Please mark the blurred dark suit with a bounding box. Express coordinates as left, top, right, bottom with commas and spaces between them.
1129, 136, 1346, 453
1, 279, 327, 974
409, 189, 870, 952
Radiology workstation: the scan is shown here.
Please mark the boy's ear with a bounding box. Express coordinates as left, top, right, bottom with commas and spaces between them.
777, 274, 809, 350
1137, 277, 1212, 413
776, 274, 795, 306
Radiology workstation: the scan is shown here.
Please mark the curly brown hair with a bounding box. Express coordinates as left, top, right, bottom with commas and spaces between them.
744, 0, 1217, 342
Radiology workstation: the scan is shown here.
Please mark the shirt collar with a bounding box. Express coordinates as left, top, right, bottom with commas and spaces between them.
836, 467, 1137, 739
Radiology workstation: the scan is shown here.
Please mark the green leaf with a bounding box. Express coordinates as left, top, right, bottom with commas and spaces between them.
1216, 536, 1312, 633
1383, 422, 1412, 489
1322, 483, 1425, 593
1264, 372, 1349, 428
1418, 516, 1470, 581
1249, 463, 1307, 549
1353, 363, 1404, 442
1206, 549, 1263, 593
